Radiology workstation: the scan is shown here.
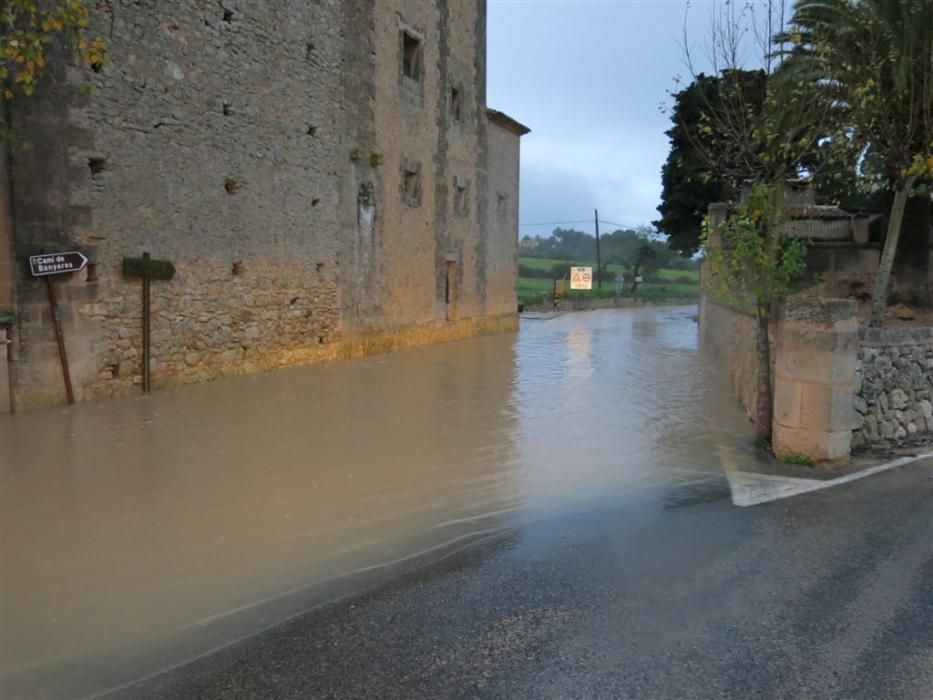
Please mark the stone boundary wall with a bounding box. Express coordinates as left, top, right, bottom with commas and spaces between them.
699, 299, 771, 423
853, 326, 933, 447
523, 297, 697, 313
771, 298, 858, 461
700, 293, 859, 461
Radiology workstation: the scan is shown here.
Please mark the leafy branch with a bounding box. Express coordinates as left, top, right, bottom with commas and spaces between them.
1, 0, 108, 99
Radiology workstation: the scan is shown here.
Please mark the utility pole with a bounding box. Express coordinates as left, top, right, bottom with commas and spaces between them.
594, 209, 602, 290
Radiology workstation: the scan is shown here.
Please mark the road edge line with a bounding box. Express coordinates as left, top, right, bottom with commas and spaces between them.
732, 451, 933, 507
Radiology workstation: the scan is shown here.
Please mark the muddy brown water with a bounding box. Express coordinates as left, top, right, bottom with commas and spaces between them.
0, 306, 758, 698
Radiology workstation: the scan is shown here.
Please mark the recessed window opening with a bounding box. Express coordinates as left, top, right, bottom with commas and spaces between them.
450, 87, 462, 122
453, 176, 469, 217
401, 30, 422, 81
404, 170, 419, 203
497, 192, 509, 216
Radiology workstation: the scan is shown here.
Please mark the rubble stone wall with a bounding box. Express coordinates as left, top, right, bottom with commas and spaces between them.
853, 326, 933, 447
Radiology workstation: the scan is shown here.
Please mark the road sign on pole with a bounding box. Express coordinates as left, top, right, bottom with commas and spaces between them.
27, 251, 86, 404
570, 266, 592, 290
123, 253, 176, 394
28, 252, 88, 277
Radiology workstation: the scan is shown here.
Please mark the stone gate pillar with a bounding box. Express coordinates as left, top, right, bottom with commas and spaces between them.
772, 298, 858, 461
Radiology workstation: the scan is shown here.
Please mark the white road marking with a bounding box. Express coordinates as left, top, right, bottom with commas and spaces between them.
726, 452, 933, 507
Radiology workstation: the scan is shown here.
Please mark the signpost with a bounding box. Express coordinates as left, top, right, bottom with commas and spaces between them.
570, 266, 592, 290
123, 253, 176, 393
553, 279, 566, 311
28, 251, 89, 404
29, 251, 88, 277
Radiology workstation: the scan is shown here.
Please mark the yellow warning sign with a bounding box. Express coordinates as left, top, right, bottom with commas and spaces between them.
570, 266, 592, 290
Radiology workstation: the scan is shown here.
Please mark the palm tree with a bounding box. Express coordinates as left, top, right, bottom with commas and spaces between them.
784, 0, 933, 325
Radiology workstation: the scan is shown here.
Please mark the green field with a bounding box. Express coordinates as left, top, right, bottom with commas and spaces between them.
517, 256, 699, 307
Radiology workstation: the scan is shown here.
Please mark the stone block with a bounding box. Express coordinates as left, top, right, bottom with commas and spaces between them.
864, 415, 879, 440
890, 387, 909, 410
781, 297, 857, 328
773, 424, 851, 462
775, 348, 857, 384
800, 383, 859, 432
773, 378, 803, 429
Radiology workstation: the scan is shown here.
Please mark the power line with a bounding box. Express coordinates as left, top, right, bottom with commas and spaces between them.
518, 219, 593, 227
519, 219, 649, 231
599, 220, 646, 231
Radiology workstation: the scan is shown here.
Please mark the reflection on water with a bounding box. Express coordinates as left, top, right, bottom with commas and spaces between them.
0, 306, 755, 698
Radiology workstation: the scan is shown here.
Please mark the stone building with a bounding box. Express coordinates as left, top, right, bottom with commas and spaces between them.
0, 0, 528, 412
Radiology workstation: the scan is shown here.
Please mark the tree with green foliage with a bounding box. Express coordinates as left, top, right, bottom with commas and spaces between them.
1, 0, 107, 112
678, 0, 843, 440
783, 0, 933, 325
703, 185, 807, 440
655, 69, 766, 257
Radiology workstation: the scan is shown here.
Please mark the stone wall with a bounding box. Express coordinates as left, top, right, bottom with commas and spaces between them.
853, 326, 933, 447
772, 298, 858, 461
525, 297, 697, 313
4, 0, 525, 411
701, 203, 862, 461
485, 114, 524, 316
9, 0, 346, 409
699, 298, 764, 423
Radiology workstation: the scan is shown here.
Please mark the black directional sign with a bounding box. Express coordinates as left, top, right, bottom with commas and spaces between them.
123, 256, 175, 280
29, 251, 89, 277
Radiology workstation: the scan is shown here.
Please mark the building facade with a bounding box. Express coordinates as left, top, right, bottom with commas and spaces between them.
0, 0, 527, 412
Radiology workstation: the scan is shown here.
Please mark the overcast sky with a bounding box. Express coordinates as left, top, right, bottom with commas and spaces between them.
487, 0, 714, 236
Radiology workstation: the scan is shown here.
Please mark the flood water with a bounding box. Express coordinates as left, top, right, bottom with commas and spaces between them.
0, 306, 758, 698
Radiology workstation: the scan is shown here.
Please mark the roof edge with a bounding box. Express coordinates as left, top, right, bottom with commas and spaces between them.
486, 108, 530, 136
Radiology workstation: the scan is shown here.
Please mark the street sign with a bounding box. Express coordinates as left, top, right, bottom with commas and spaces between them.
29, 251, 88, 277
570, 266, 592, 290
123, 253, 176, 394
123, 256, 176, 280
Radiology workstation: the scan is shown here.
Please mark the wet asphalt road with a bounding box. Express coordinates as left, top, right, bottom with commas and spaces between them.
116, 460, 933, 700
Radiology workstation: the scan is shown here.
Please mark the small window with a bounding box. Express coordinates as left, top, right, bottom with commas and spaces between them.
497, 192, 509, 216
450, 87, 462, 122
404, 171, 419, 202
401, 30, 422, 81
401, 158, 422, 207
453, 176, 469, 217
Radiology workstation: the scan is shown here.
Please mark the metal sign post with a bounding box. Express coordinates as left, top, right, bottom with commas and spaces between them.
553, 279, 565, 311
44, 275, 74, 404
123, 253, 176, 394
27, 252, 89, 405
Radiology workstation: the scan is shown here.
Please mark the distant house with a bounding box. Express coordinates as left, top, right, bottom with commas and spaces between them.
519, 236, 540, 250
782, 204, 854, 241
